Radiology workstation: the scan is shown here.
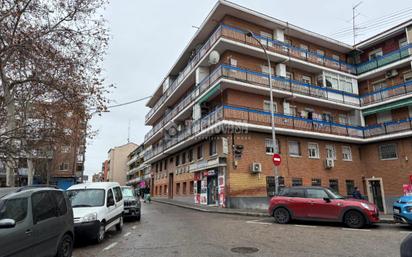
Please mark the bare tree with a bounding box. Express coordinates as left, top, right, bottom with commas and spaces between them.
0, 0, 110, 186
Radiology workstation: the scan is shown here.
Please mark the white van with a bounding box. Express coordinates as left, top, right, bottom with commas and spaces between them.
67, 182, 124, 243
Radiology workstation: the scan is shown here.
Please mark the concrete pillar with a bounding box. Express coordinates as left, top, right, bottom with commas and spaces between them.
273, 28, 285, 42
275, 63, 286, 77
196, 67, 209, 85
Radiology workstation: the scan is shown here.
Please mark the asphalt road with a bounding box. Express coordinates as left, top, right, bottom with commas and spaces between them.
72, 202, 410, 257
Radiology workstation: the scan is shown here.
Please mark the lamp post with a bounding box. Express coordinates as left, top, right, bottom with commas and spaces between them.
246, 30, 280, 195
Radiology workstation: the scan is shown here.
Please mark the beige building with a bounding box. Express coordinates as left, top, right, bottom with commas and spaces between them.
106, 142, 137, 185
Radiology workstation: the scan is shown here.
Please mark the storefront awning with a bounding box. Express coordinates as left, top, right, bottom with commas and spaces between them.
363, 98, 412, 116
198, 84, 221, 104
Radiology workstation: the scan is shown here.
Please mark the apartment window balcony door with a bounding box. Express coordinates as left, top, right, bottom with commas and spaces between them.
366, 178, 386, 213
168, 173, 174, 199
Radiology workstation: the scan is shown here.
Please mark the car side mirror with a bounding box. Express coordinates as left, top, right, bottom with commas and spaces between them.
0, 219, 16, 229
323, 197, 331, 203
107, 198, 115, 207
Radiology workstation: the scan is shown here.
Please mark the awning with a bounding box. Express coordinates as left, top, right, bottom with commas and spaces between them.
198, 84, 221, 104
363, 98, 412, 116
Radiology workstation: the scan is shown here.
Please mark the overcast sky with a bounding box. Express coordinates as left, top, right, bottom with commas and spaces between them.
85, 0, 412, 178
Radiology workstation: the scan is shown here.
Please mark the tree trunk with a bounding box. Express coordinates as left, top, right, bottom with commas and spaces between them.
27, 158, 34, 186
4, 84, 16, 187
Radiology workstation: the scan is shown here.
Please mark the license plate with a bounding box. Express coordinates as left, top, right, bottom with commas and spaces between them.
394, 209, 400, 214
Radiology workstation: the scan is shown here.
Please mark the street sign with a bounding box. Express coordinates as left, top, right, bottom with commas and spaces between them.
272, 153, 281, 166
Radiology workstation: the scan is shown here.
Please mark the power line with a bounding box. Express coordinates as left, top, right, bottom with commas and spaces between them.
88, 95, 152, 112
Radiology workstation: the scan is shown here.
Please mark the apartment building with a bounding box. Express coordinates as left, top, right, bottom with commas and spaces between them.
106, 142, 138, 186
144, 0, 412, 213
126, 144, 151, 190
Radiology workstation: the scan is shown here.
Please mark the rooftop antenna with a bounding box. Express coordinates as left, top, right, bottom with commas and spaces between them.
127, 119, 131, 143
352, 1, 363, 45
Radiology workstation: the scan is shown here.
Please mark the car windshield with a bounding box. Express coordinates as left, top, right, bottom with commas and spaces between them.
326, 188, 345, 199
121, 188, 135, 197
67, 189, 105, 207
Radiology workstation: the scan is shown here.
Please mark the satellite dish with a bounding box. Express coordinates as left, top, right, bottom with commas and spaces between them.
208, 50, 220, 65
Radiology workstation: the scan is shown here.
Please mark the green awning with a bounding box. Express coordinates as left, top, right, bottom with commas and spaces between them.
363, 98, 412, 116
198, 84, 221, 104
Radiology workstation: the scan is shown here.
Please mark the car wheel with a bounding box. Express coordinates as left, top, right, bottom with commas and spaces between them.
273, 207, 291, 224
116, 216, 123, 232
136, 212, 141, 222
344, 210, 365, 228
56, 234, 73, 257
95, 222, 105, 244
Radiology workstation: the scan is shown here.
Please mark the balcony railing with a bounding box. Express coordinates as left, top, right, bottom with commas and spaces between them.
144, 104, 412, 161
360, 80, 412, 105
356, 44, 412, 74
145, 23, 412, 124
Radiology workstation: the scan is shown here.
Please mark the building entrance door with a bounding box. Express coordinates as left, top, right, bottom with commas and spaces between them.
366, 178, 386, 213
207, 175, 218, 205
168, 173, 174, 199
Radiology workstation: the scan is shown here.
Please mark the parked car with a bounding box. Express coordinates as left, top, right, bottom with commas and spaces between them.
0, 186, 74, 257
67, 182, 124, 243
121, 186, 141, 221
393, 195, 412, 224
269, 186, 379, 228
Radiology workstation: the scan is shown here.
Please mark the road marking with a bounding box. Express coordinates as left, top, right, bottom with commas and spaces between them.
400, 231, 412, 234
103, 242, 118, 251
294, 225, 317, 228
342, 228, 371, 232
124, 232, 131, 237
246, 220, 273, 225
132, 226, 136, 230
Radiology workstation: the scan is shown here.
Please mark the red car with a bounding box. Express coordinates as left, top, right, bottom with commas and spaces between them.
268, 186, 379, 228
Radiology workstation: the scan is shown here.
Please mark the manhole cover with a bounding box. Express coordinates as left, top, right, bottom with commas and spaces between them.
230, 247, 259, 254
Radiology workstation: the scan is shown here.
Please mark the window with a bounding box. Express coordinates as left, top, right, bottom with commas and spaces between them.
188, 149, 193, 162
324, 72, 354, 93
345, 180, 355, 196
379, 143, 398, 160
155, 163, 158, 172
302, 75, 312, 84
289, 105, 297, 116
197, 145, 203, 159
190, 181, 194, 194
400, 38, 408, 48
113, 187, 123, 202
164, 185, 168, 195
287, 188, 305, 197
263, 100, 277, 113
404, 72, 412, 82
229, 58, 237, 67
159, 161, 162, 171
368, 48, 383, 60
170, 157, 174, 163
107, 189, 114, 206
377, 111, 392, 124
286, 72, 293, 80
342, 146, 352, 161
164, 160, 167, 170
61, 146, 70, 153
0, 198, 28, 223
32, 192, 56, 223
300, 44, 308, 58
332, 54, 340, 61
288, 141, 301, 156
181, 152, 186, 165
372, 81, 389, 100
326, 145, 336, 160
311, 178, 322, 186
308, 143, 320, 159
68, 189, 105, 207
306, 188, 328, 199
51, 191, 67, 216
209, 140, 217, 156
59, 163, 69, 171
292, 178, 303, 187
265, 138, 280, 154
338, 114, 348, 125
316, 49, 324, 62
261, 65, 274, 75
322, 113, 332, 122
260, 31, 273, 46
329, 179, 339, 193
176, 183, 180, 195
183, 182, 187, 194
175, 155, 180, 166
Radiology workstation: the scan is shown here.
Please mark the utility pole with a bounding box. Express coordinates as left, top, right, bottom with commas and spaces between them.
352, 1, 362, 45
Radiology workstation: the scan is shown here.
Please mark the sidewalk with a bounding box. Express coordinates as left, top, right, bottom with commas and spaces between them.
153, 197, 395, 223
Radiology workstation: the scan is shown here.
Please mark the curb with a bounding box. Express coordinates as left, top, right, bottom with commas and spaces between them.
153, 199, 397, 224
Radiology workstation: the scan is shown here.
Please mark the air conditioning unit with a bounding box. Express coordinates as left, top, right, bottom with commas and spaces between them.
324, 159, 334, 169
250, 162, 262, 173
386, 69, 398, 78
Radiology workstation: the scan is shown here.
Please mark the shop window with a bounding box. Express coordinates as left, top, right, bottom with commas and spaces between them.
342, 146, 352, 161
288, 141, 301, 157
183, 182, 187, 194
292, 178, 302, 187
176, 183, 180, 195
379, 143, 397, 160
311, 178, 322, 186
308, 143, 319, 159
329, 179, 339, 193
265, 138, 280, 154
345, 180, 355, 196
190, 181, 194, 194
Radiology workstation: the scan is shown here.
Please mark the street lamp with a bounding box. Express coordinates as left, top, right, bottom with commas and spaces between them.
246, 30, 280, 195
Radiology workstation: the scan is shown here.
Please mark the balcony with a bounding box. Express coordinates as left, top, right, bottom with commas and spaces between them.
360, 80, 412, 105
145, 105, 412, 162
356, 45, 412, 74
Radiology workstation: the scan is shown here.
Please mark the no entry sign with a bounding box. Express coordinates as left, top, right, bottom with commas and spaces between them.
272, 153, 281, 166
